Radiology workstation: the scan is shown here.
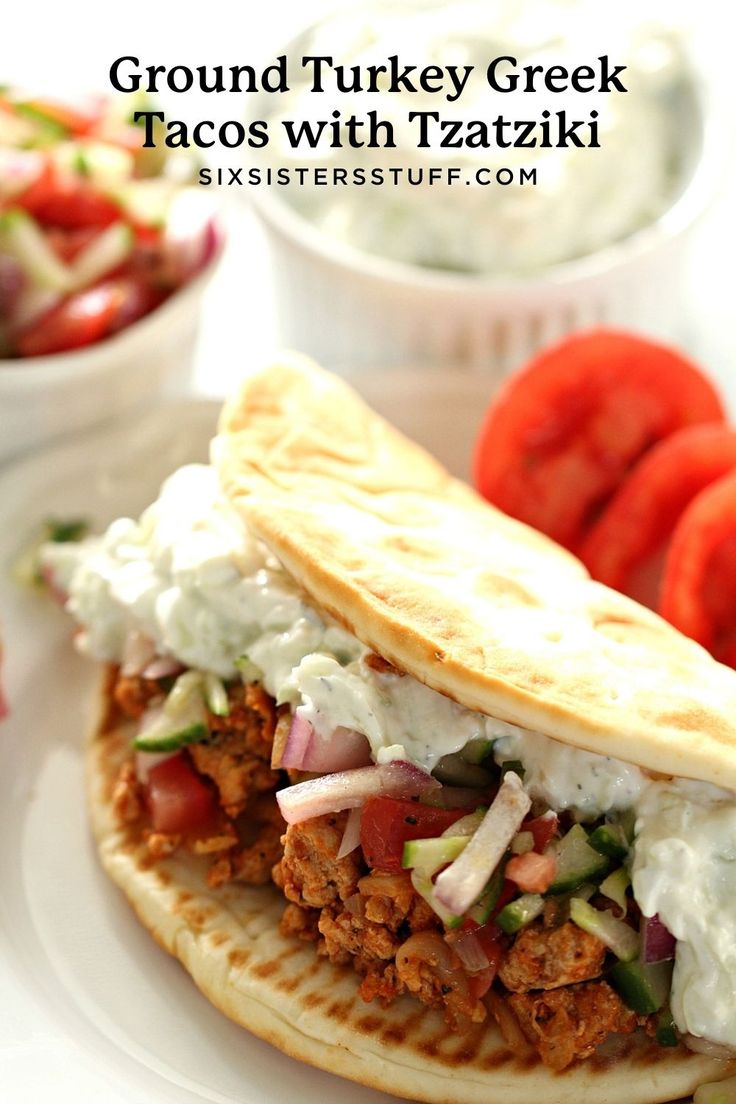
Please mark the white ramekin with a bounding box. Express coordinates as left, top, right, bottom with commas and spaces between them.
0, 240, 223, 465
250, 79, 716, 379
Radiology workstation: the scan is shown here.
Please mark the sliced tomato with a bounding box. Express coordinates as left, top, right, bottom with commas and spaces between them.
359, 797, 474, 872
145, 753, 215, 833
473, 330, 725, 551
580, 426, 736, 602
522, 812, 558, 853
12, 157, 56, 215
659, 471, 736, 665
13, 276, 164, 357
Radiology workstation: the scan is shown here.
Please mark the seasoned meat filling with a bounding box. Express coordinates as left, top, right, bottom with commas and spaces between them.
107, 666, 283, 885
498, 920, 606, 992
508, 981, 638, 1070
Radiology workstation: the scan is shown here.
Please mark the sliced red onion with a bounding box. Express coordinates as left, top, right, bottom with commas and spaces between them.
642, 914, 676, 964
434, 772, 531, 916
142, 656, 186, 680
277, 761, 440, 825
280, 713, 314, 770
121, 630, 156, 677
281, 713, 371, 772
0, 149, 44, 199
304, 726, 371, 772
337, 806, 363, 859
0, 682, 8, 722
451, 929, 490, 973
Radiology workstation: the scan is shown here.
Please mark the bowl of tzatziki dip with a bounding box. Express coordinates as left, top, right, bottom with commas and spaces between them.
247, 0, 713, 375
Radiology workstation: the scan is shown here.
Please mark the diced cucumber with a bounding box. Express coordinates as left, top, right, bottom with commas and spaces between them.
441, 809, 485, 838
511, 830, 534, 854
599, 867, 630, 917
164, 670, 205, 715
549, 824, 610, 894
69, 221, 133, 287
655, 1007, 679, 1048
461, 737, 494, 765
204, 672, 230, 717
467, 864, 505, 924
133, 717, 208, 753
410, 870, 463, 929
588, 822, 630, 861
1, 210, 73, 291
569, 898, 639, 962
402, 835, 468, 876
52, 140, 135, 187
609, 958, 673, 1015
496, 893, 544, 934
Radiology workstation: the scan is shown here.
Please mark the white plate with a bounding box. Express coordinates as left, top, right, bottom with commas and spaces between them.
0, 383, 488, 1104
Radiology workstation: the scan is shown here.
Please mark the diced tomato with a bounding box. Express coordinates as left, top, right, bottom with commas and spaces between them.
12, 158, 56, 215
27, 182, 123, 230
660, 472, 736, 666
45, 226, 101, 263
145, 753, 215, 833
14, 276, 166, 357
522, 812, 558, 853
505, 852, 556, 894
580, 426, 736, 604
473, 330, 725, 551
360, 797, 474, 872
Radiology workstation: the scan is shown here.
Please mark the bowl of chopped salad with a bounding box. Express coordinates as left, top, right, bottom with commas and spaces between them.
0, 91, 223, 462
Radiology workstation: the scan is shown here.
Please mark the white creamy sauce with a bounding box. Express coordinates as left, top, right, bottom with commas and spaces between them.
633, 780, 736, 1048
259, 2, 688, 276
44, 460, 736, 1048
493, 726, 649, 820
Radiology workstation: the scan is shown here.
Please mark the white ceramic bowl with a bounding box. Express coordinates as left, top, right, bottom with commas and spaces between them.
251, 68, 715, 379
0, 242, 222, 465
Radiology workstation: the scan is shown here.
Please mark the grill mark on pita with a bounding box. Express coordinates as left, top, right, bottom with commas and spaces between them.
479, 1047, 517, 1070
303, 991, 326, 1009
276, 975, 300, 994
252, 959, 279, 979
327, 998, 352, 1020
209, 930, 229, 948
356, 1014, 382, 1034
228, 948, 251, 969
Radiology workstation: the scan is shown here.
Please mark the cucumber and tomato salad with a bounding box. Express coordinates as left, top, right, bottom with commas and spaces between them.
0, 92, 217, 358
473, 330, 736, 668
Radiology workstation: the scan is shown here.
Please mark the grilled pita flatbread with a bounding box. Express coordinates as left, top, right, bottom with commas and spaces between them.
89, 706, 732, 1104
215, 353, 736, 792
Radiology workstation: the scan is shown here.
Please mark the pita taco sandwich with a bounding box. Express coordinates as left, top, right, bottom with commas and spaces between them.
43, 355, 736, 1104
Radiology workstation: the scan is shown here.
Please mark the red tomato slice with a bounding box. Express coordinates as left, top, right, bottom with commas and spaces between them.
659, 471, 736, 663
359, 797, 474, 872
12, 158, 56, 215
521, 812, 558, 853
14, 277, 166, 357
473, 330, 725, 550
505, 852, 556, 893
580, 426, 736, 600
146, 754, 215, 833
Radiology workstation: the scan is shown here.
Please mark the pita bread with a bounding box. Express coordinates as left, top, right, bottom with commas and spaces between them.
215, 354, 736, 792
89, 705, 733, 1104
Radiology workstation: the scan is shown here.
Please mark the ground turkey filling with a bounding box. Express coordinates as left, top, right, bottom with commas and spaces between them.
105, 666, 284, 887
105, 667, 649, 1071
